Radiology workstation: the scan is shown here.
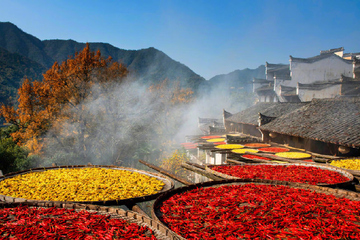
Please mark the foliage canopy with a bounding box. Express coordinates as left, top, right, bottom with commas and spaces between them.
1, 43, 196, 168
1, 43, 128, 157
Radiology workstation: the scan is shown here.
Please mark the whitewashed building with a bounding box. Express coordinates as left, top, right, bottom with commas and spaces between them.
254, 47, 360, 102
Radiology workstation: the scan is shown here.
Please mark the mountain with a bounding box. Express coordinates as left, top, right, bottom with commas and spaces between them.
0, 21, 207, 95
42, 40, 206, 90
0, 22, 54, 68
208, 65, 266, 92
0, 47, 46, 104
0, 21, 266, 109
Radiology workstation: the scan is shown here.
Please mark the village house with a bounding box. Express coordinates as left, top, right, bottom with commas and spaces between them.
258, 97, 360, 156
254, 47, 360, 102
223, 102, 307, 138
221, 97, 360, 156
198, 117, 225, 135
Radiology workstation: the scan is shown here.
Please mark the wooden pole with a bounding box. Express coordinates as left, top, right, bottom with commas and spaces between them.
181, 162, 224, 181
125, 203, 149, 217
184, 162, 206, 170
226, 159, 246, 165
139, 159, 193, 186
243, 152, 308, 163
305, 152, 344, 159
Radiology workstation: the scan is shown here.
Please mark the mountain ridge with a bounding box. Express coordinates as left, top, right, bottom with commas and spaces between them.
0, 21, 265, 105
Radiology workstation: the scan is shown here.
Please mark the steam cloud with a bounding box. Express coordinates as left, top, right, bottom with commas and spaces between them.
37, 68, 251, 168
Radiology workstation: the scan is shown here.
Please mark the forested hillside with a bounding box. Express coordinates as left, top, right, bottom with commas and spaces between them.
0, 21, 207, 101
208, 66, 266, 92
0, 47, 46, 104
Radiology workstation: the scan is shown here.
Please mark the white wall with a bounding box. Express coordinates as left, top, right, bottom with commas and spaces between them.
291, 55, 353, 85
297, 84, 341, 102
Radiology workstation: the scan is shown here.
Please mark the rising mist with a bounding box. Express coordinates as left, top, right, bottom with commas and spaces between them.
35, 62, 256, 168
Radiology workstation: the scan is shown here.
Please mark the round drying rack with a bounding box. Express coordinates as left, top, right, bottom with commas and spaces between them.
0, 165, 174, 206
151, 178, 360, 240
328, 158, 360, 177
204, 162, 355, 189
0, 201, 180, 240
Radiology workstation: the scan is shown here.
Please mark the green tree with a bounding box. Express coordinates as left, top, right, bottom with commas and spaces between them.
0, 125, 30, 174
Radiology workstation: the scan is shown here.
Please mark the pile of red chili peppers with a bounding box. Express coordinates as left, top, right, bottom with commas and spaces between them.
258, 147, 290, 153
160, 184, 360, 239
242, 154, 272, 161
211, 165, 349, 185
0, 205, 157, 239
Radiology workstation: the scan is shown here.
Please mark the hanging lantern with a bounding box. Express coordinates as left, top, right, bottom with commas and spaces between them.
338, 146, 350, 154
269, 132, 278, 138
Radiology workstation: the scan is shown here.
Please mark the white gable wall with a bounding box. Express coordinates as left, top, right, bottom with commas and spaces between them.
298, 84, 341, 102
290, 55, 353, 85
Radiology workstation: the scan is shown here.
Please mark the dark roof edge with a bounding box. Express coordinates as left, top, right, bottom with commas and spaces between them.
289, 53, 352, 64
259, 128, 360, 148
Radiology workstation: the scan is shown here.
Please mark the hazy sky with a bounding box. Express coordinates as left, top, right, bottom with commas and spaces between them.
1, 0, 359, 79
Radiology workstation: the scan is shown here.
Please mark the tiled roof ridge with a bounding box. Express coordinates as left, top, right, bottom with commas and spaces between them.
341, 75, 358, 82
320, 47, 344, 55
265, 62, 289, 68
267, 65, 290, 72
343, 52, 360, 57
280, 85, 296, 90
253, 78, 273, 83
289, 53, 352, 64
226, 102, 308, 125
311, 97, 360, 103
259, 97, 360, 148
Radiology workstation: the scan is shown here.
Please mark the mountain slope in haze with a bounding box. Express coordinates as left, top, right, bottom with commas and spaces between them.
42, 40, 206, 90
0, 21, 266, 110
0, 21, 207, 92
208, 65, 266, 92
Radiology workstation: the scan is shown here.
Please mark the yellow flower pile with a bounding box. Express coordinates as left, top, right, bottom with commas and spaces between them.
275, 152, 312, 159
215, 144, 244, 149
0, 167, 165, 202
206, 138, 225, 143
231, 148, 258, 154
330, 159, 360, 171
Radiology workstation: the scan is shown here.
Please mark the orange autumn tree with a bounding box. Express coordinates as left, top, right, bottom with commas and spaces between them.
0, 43, 128, 156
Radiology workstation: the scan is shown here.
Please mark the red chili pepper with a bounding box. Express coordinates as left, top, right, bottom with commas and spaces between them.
159, 183, 360, 239
211, 165, 349, 185
258, 147, 290, 153
242, 154, 272, 160
0, 206, 158, 239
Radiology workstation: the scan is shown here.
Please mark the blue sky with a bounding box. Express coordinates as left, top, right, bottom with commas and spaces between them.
1, 0, 359, 79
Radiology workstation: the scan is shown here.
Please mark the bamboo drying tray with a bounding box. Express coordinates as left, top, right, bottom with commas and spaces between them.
152, 179, 360, 239
329, 158, 360, 177
0, 201, 179, 240
0, 165, 174, 205
273, 152, 312, 160
239, 154, 278, 162
205, 163, 355, 189
243, 143, 271, 148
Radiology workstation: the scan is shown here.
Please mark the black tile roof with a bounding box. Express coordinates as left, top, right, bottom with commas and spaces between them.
259, 97, 360, 148
290, 53, 352, 64
265, 62, 289, 68
253, 78, 273, 83
255, 85, 275, 93
320, 47, 344, 55
266, 63, 291, 80
298, 81, 341, 90
225, 102, 307, 126
280, 85, 296, 95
